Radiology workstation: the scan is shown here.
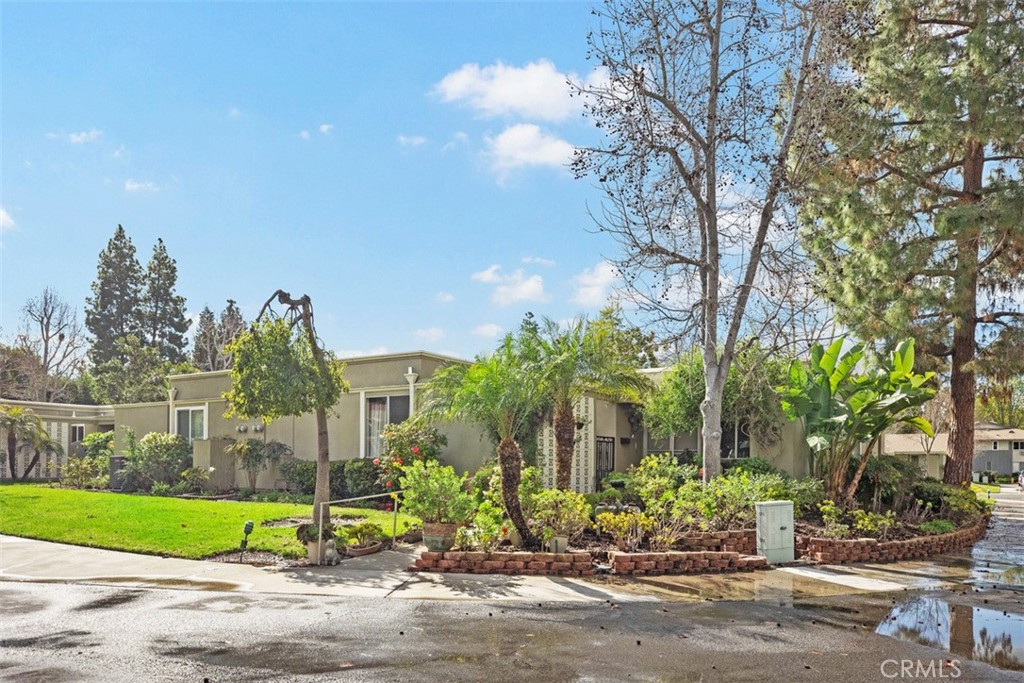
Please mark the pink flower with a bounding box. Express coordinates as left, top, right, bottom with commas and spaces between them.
386, 481, 393, 488
372, 458, 380, 465
411, 446, 420, 455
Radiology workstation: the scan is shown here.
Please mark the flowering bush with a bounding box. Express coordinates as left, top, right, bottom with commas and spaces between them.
376, 422, 447, 487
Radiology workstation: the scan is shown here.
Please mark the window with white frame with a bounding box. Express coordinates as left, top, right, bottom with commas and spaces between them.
176, 407, 206, 445
993, 441, 999, 451
366, 395, 410, 459
70, 424, 85, 444
1013, 441, 1023, 451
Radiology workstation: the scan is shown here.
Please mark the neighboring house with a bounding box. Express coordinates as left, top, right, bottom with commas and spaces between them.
881, 421, 1024, 477
2, 350, 811, 492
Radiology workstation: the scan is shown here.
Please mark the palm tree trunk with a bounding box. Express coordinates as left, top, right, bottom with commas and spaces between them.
553, 402, 576, 490
6, 431, 16, 480
17, 451, 41, 481
497, 436, 536, 548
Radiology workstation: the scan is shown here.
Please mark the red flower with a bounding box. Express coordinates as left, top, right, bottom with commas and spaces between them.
395, 458, 403, 466
372, 458, 380, 465
386, 481, 393, 488
411, 445, 420, 455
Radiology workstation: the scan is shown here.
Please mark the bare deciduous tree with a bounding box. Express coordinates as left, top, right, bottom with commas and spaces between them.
15, 288, 86, 402
573, 0, 845, 478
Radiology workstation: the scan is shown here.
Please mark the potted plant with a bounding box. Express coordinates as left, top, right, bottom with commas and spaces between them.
296, 522, 335, 564
399, 460, 475, 552
530, 489, 591, 553
346, 521, 385, 557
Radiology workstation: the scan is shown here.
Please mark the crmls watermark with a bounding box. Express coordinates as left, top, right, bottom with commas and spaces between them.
880, 659, 962, 679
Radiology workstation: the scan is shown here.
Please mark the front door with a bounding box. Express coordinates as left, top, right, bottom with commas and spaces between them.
596, 436, 615, 490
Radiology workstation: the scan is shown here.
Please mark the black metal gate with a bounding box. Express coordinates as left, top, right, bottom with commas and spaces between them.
596, 436, 615, 490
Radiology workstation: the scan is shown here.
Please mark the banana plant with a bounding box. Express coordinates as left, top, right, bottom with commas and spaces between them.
778, 338, 935, 503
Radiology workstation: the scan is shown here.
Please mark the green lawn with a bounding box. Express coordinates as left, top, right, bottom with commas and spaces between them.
0, 484, 418, 559
971, 482, 1001, 495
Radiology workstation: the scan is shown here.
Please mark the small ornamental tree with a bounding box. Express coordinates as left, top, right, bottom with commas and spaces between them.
778, 338, 936, 504
226, 438, 292, 491
224, 291, 348, 526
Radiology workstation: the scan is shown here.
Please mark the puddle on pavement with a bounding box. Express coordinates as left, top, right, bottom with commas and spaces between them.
84, 576, 242, 591
73, 590, 144, 611
876, 597, 1024, 671
623, 569, 871, 603
155, 640, 371, 675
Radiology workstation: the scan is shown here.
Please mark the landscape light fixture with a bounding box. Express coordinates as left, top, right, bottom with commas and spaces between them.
239, 519, 254, 562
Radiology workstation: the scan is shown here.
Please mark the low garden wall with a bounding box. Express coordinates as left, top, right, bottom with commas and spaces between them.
609, 550, 768, 576
411, 551, 595, 576
796, 515, 989, 565
677, 529, 756, 555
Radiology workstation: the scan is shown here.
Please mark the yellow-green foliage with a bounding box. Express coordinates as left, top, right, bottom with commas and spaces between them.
596, 510, 652, 552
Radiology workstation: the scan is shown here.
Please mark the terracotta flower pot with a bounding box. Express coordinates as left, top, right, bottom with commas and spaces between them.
347, 541, 383, 557
423, 521, 460, 552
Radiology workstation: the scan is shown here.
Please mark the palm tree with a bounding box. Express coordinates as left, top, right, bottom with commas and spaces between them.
419, 335, 548, 547
0, 406, 61, 480
532, 317, 651, 490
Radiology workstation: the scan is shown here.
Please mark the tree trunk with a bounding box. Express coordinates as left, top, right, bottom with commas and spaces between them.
944, 141, 982, 488
497, 436, 536, 549
844, 436, 880, 504
17, 451, 40, 481
313, 407, 330, 527
700, 384, 723, 482
553, 401, 576, 490
6, 431, 16, 480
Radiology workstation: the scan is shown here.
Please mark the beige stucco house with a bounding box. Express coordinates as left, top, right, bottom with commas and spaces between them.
2, 350, 812, 492
880, 421, 1024, 477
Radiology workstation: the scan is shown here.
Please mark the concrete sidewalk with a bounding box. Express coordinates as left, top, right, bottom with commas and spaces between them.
0, 534, 651, 603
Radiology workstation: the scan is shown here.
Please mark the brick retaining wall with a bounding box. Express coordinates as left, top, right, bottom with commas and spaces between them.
410, 550, 595, 576
677, 529, 756, 555
795, 516, 989, 565
609, 550, 769, 576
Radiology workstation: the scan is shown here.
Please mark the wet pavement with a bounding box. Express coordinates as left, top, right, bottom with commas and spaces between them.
2, 487, 1022, 681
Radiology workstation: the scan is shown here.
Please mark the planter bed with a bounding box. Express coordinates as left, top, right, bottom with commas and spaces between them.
795, 514, 989, 565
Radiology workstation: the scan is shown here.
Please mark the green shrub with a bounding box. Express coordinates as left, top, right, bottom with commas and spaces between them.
279, 460, 348, 499
469, 460, 499, 505
180, 466, 214, 494
345, 459, 385, 501
724, 457, 779, 476
482, 464, 544, 522
818, 499, 850, 539
150, 482, 172, 497
399, 460, 475, 524
347, 520, 384, 546
81, 431, 114, 460
596, 510, 652, 552
226, 439, 291, 491
852, 455, 920, 510
671, 471, 810, 531
910, 479, 986, 525
919, 519, 956, 535
119, 431, 191, 491
61, 455, 107, 489
626, 453, 698, 512
529, 489, 591, 543
851, 509, 896, 540
377, 422, 447, 485
455, 500, 506, 552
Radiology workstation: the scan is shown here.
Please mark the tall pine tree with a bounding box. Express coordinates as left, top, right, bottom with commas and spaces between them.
800, 0, 1024, 487
191, 306, 219, 371
143, 238, 191, 364
85, 225, 144, 366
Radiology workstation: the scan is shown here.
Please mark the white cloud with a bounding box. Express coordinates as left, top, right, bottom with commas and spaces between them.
435, 60, 582, 122
571, 261, 620, 307
124, 179, 158, 192
335, 345, 389, 359
436, 292, 455, 303
414, 327, 445, 344
494, 271, 548, 306
441, 131, 469, 153
0, 207, 15, 232
473, 323, 503, 339
299, 130, 311, 140
486, 124, 573, 172
522, 256, 555, 267
69, 128, 102, 144
227, 107, 242, 118
319, 124, 334, 134
111, 145, 128, 159
398, 134, 428, 148
472, 263, 550, 305
471, 264, 503, 283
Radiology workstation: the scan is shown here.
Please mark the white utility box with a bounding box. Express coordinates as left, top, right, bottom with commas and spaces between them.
755, 500, 794, 565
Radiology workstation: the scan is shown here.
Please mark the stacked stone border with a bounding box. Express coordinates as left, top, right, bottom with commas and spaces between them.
609, 550, 768, 575
409, 517, 988, 576
410, 551, 595, 576
795, 515, 989, 565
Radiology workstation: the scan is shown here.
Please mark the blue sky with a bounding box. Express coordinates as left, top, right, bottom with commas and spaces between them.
1, 1, 624, 360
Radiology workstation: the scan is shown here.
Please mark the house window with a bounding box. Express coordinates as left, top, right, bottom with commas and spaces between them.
993, 441, 999, 451
721, 421, 751, 459
70, 424, 85, 444
366, 395, 410, 460
1013, 441, 1024, 451
176, 407, 206, 445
